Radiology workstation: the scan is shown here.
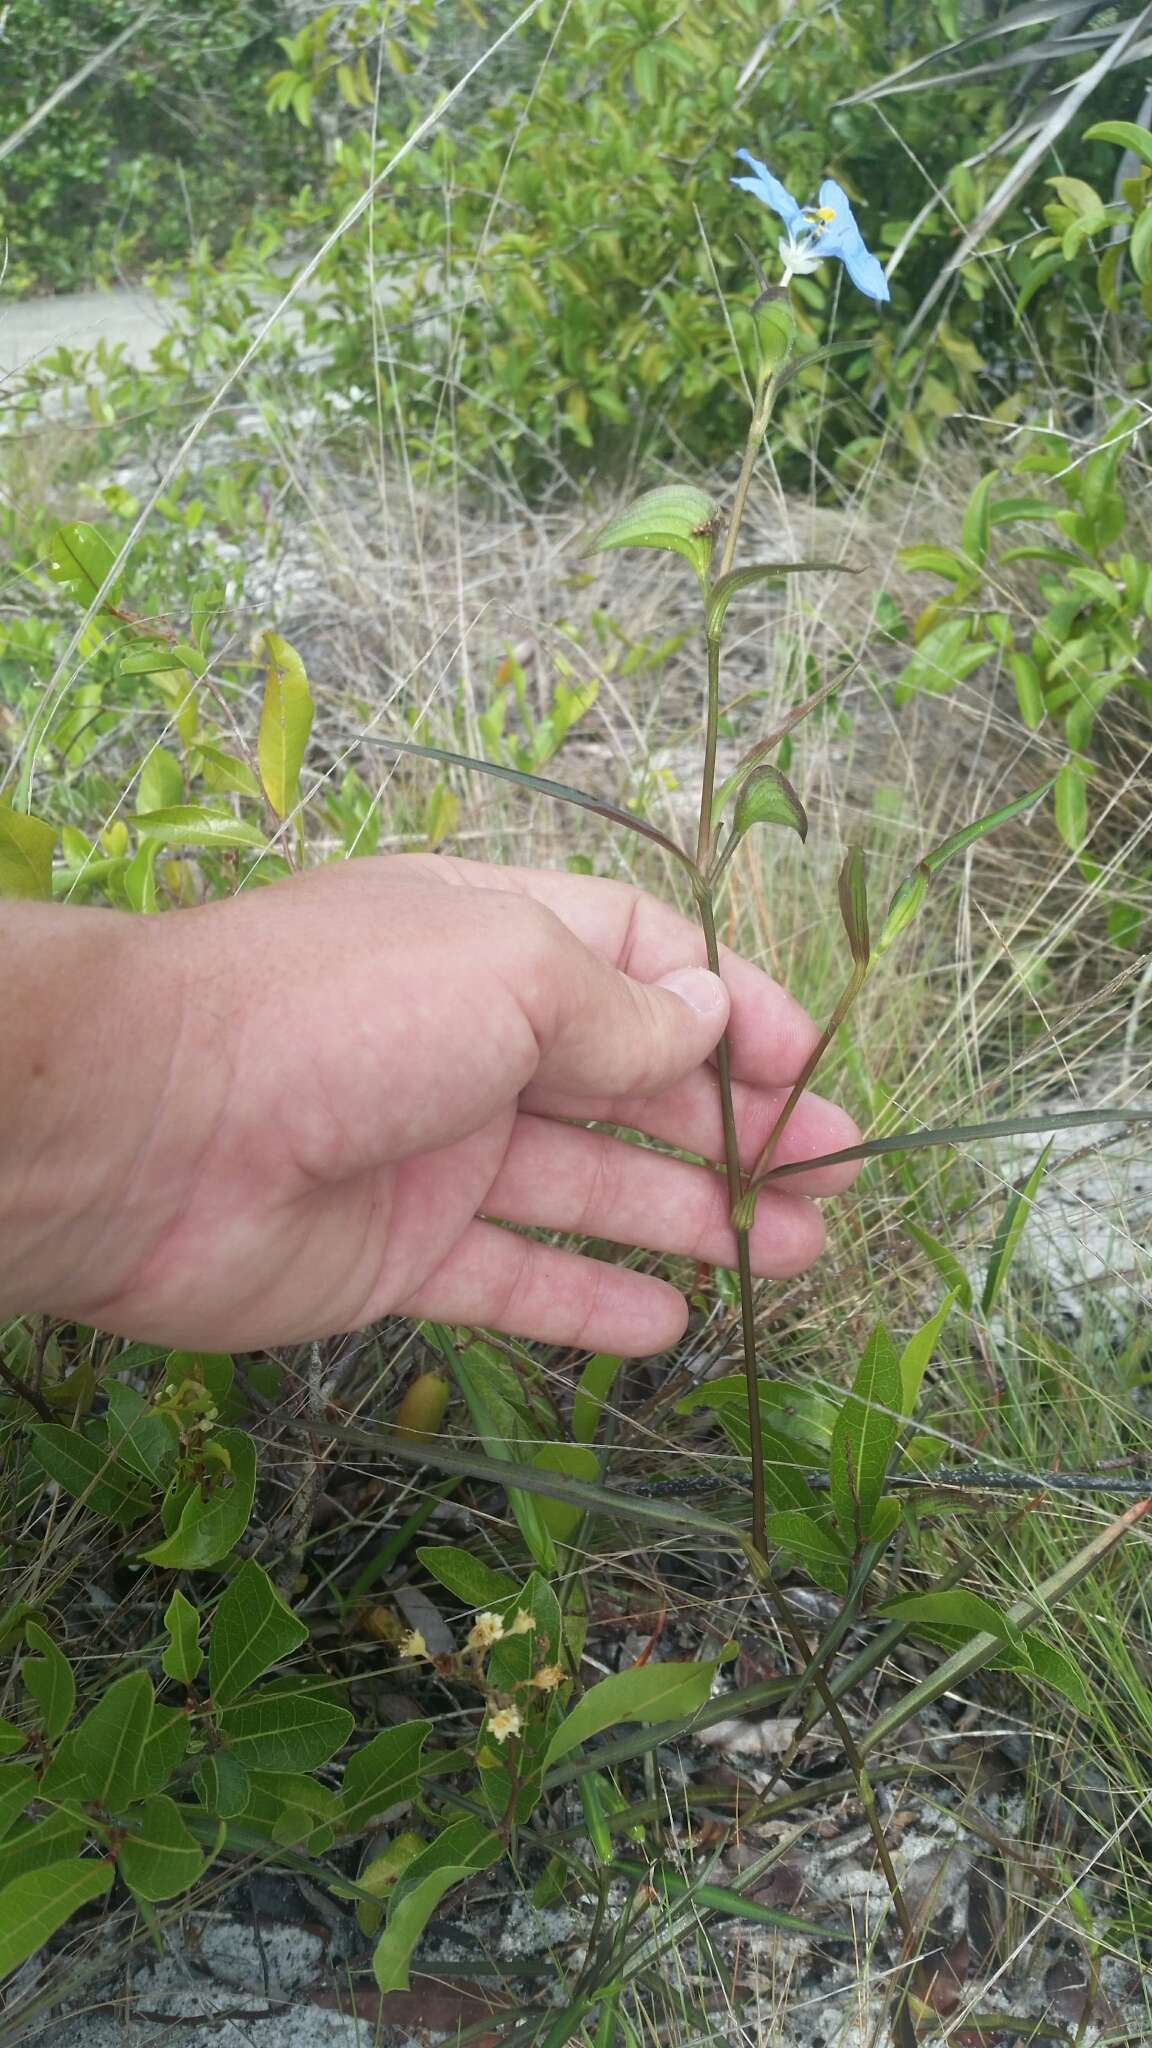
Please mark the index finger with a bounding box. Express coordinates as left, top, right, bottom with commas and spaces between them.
436, 860, 821, 1087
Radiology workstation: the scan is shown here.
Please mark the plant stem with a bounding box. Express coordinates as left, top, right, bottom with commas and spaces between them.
695, 889, 765, 1556
690, 368, 780, 1560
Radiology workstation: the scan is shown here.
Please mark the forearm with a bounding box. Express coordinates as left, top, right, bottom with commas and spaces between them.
0, 903, 182, 1320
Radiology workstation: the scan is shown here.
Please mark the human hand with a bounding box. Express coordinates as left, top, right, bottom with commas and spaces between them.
2, 856, 859, 1354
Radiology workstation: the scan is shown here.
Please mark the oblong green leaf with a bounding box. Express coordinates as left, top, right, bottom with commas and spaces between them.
837, 846, 870, 966
257, 632, 314, 821
216, 1689, 354, 1772
374, 1818, 503, 1993
118, 1794, 206, 1902
1083, 119, 1152, 171
341, 1720, 431, 1836
828, 1327, 901, 1547
43, 523, 120, 607
882, 1589, 1018, 1639
209, 1559, 307, 1707
0, 1860, 113, 1980
543, 1658, 719, 1768
141, 1427, 256, 1569
162, 1591, 203, 1688
590, 485, 719, 580
0, 806, 56, 902
133, 805, 268, 852
733, 765, 808, 843
22, 1623, 75, 1740
415, 1548, 519, 1608
28, 1425, 153, 1527
73, 1670, 155, 1811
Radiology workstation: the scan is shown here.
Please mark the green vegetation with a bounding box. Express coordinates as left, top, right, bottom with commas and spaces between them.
1, 2, 1151, 2038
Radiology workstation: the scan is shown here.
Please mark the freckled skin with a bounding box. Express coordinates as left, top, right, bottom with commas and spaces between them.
0, 856, 860, 1355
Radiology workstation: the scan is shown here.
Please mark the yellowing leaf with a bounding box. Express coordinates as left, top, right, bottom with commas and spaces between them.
257, 632, 314, 820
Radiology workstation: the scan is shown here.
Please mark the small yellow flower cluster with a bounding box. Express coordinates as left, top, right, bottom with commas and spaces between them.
393, 1600, 566, 1747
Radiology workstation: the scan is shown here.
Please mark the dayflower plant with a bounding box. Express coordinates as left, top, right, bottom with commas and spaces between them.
732, 150, 890, 303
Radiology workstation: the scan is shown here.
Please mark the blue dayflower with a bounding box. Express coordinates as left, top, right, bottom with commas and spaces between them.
732, 150, 890, 304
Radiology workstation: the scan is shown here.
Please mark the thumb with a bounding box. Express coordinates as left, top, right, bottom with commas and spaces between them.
532, 946, 730, 1099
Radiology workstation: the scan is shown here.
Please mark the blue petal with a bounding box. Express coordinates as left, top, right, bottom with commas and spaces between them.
840, 243, 890, 302
731, 150, 804, 229
817, 178, 889, 302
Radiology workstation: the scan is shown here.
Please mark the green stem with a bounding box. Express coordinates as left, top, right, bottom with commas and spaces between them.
695, 889, 766, 1557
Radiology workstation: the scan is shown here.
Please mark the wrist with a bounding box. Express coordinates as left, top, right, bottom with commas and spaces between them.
0, 902, 189, 1323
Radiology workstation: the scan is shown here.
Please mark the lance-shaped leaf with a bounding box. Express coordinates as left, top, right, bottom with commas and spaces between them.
257, 632, 314, 821
733, 765, 808, 844
589, 485, 719, 583
706, 560, 847, 642
757, 1108, 1152, 1184
374, 1818, 502, 1992
837, 846, 870, 966
373, 737, 696, 875
877, 781, 1052, 953
828, 1326, 902, 1549
133, 805, 268, 853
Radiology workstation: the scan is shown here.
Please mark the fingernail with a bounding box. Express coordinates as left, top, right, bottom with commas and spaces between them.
656, 967, 728, 1017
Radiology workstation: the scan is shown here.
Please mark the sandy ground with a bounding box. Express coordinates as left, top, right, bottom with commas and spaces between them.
0, 285, 175, 376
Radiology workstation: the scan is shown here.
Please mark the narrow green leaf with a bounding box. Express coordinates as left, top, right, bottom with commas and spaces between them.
209, 1560, 307, 1707
961, 473, 994, 569
217, 1689, 354, 1772
341, 1720, 431, 1836
161, 1591, 203, 1687
27, 1425, 152, 1527
877, 781, 1052, 953
759, 1108, 1152, 1183
43, 523, 119, 607
705, 560, 845, 640
73, 1670, 154, 1811
0, 1725, 28, 1761
905, 1220, 973, 1313
898, 1293, 958, 1413
828, 1327, 901, 1548
1011, 652, 1046, 730
982, 1140, 1052, 1314
373, 737, 694, 872
610, 1858, 848, 1940
141, 1427, 256, 1569
861, 1498, 1152, 1757
1054, 757, 1088, 851
0, 1860, 113, 1980
837, 846, 870, 966
133, 805, 268, 852
732, 765, 808, 844
118, 1794, 205, 1902
921, 780, 1053, 876
589, 485, 719, 581
22, 1623, 75, 1740
543, 1659, 719, 1768
571, 1353, 625, 1445
374, 1818, 503, 1992
0, 805, 56, 901
451, 1344, 556, 1573
257, 631, 314, 821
